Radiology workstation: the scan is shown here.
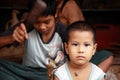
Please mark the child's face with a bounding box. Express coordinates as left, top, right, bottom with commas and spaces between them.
33, 15, 55, 35
65, 30, 97, 65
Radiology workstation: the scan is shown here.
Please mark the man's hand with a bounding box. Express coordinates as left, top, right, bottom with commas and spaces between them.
13, 23, 28, 43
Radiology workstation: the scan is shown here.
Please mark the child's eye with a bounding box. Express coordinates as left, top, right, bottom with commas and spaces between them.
44, 21, 49, 24
85, 44, 90, 47
44, 20, 50, 24
72, 43, 78, 46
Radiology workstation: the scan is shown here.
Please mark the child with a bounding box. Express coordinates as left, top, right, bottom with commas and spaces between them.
56, 0, 113, 73
54, 21, 105, 80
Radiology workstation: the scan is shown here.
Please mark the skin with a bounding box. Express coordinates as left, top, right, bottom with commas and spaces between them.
56, 0, 85, 26
54, 30, 101, 80
0, 35, 15, 48
13, 15, 55, 43
98, 55, 113, 72
66, 31, 97, 80
65, 31, 97, 66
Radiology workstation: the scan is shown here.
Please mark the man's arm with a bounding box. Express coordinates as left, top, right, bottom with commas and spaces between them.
0, 23, 28, 48
64, 0, 85, 24
0, 35, 15, 48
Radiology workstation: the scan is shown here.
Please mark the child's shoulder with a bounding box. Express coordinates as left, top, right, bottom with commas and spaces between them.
91, 63, 105, 79
57, 63, 66, 69
92, 63, 103, 72
54, 63, 69, 80
55, 62, 67, 73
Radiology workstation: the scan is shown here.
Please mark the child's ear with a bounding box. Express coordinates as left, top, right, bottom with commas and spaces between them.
64, 42, 69, 55
92, 43, 97, 55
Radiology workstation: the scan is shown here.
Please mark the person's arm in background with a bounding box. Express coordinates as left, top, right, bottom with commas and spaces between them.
0, 22, 28, 48
0, 22, 23, 48
0, 35, 15, 48
63, 0, 85, 25
0, 0, 45, 47
98, 55, 114, 72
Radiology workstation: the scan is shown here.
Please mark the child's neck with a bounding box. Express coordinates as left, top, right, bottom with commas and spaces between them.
41, 26, 55, 43
67, 61, 92, 80
68, 61, 91, 70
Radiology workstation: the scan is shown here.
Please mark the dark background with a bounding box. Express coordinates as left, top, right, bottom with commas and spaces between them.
0, 0, 120, 31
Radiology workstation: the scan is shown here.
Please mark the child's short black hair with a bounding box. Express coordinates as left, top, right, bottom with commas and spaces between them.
29, 0, 56, 25
40, 0, 57, 17
66, 21, 96, 43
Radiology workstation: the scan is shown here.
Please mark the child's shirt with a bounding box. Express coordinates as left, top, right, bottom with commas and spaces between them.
22, 21, 67, 68
54, 62, 105, 80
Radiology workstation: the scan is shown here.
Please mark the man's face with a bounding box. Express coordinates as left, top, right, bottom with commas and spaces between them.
33, 15, 55, 35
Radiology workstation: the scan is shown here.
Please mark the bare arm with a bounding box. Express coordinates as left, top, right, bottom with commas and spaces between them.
0, 23, 28, 48
98, 55, 113, 72
63, 0, 85, 25
0, 35, 15, 48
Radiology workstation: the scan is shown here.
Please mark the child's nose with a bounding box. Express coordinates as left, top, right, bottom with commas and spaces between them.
78, 46, 84, 53
40, 23, 46, 29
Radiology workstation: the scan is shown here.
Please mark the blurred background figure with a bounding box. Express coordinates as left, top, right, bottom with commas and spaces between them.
5, 9, 20, 30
